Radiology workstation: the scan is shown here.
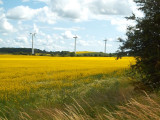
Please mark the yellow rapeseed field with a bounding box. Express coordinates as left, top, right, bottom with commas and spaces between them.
0, 55, 135, 102
76, 51, 93, 54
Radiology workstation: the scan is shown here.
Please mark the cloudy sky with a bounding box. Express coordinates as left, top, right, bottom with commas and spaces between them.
0, 0, 142, 53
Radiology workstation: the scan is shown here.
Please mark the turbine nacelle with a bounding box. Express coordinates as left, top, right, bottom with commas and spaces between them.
30, 33, 36, 36
73, 35, 78, 39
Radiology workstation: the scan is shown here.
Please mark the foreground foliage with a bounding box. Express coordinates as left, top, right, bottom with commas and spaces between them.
25, 94, 160, 120
118, 0, 160, 88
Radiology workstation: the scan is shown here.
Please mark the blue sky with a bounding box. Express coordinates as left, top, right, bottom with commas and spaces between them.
0, 0, 142, 53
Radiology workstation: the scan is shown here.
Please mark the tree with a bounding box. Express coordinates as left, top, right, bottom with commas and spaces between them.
118, 0, 160, 88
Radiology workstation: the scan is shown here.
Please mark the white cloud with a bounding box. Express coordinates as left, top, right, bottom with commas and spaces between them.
33, 24, 39, 33
34, 0, 50, 4
35, 34, 62, 51
108, 16, 136, 33
78, 40, 90, 47
6, 6, 36, 20
111, 18, 128, 32
52, 44, 65, 51
35, 6, 57, 24
22, 0, 30, 2
128, 0, 144, 18
2, 33, 8, 36
0, 38, 3, 42
88, 0, 131, 15
0, 0, 3, 5
6, 0, 141, 24
6, 6, 57, 24
14, 36, 28, 43
50, 0, 82, 19
1, 19, 14, 32
49, 0, 133, 21
50, 0, 90, 21
47, 0, 142, 24
60, 40, 65, 44
0, 8, 14, 33
62, 31, 74, 39
53, 27, 84, 31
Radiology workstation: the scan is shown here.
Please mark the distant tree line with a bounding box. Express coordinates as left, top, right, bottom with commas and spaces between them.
0, 48, 121, 57
0, 48, 46, 55
76, 52, 117, 57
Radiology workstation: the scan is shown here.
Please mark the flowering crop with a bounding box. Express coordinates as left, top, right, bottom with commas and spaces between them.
0, 55, 135, 102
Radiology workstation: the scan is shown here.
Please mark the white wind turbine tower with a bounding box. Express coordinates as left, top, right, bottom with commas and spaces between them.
30, 32, 36, 55
73, 35, 78, 54
104, 39, 107, 53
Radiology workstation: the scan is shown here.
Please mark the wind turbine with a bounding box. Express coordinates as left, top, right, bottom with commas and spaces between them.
73, 35, 78, 54
104, 39, 107, 53
30, 32, 36, 55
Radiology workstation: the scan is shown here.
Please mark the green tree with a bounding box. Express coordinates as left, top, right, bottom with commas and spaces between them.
118, 0, 160, 88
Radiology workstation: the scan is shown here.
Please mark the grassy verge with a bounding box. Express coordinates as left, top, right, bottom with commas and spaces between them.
0, 69, 160, 120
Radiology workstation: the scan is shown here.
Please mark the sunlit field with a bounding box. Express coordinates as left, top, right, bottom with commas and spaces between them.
0, 55, 135, 119
0, 55, 134, 95
76, 51, 93, 54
